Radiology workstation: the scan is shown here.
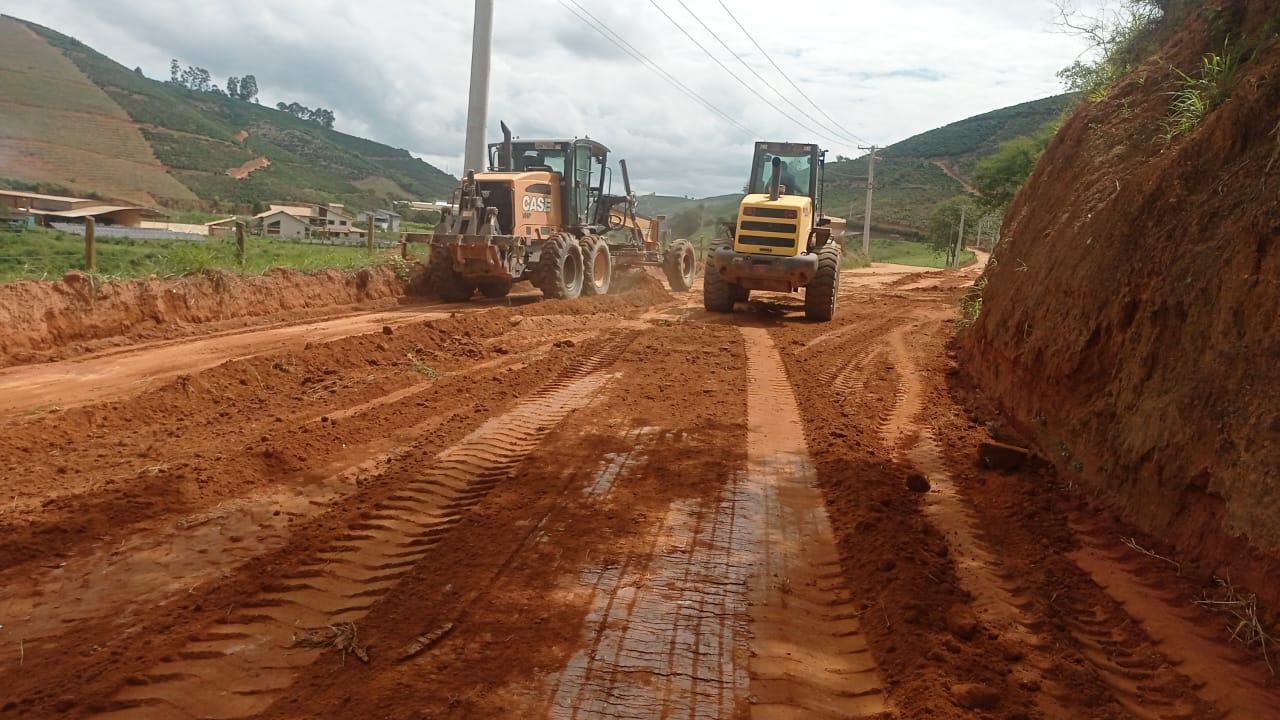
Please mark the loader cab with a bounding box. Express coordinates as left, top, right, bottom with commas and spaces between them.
732, 141, 828, 258
488, 138, 609, 231
747, 142, 823, 206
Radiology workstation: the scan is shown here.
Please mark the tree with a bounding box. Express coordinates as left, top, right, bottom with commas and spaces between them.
668, 204, 704, 238
972, 120, 1058, 211
170, 59, 180, 84
309, 107, 335, 129
926, 196, 975, 266
1054, 0, 1165, 97
276, 101, 335, 129
227, 76, 239, 98
237, 75, 258, 103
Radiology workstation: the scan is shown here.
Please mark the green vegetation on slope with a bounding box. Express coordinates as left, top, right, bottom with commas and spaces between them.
13, 17, 457, 211
0, 16, 198, 204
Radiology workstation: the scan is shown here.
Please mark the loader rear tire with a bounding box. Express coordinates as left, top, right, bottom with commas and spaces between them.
702, 243, 735, 313
477, 278, 513, 298
580, 236, 612, 296
663, 238, 696, 292
535, 233, 584, 300
804, 242, 841, 321
429, 246, 476, 302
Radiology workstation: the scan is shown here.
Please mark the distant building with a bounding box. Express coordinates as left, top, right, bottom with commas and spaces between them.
205, 217, 239, 238
252, 202, 355, 238
0, 189, 160, 227
357, 208, 401, 233
253, 208, 310, 238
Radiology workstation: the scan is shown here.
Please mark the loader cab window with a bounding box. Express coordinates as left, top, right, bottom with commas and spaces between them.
754, 153, 813, 197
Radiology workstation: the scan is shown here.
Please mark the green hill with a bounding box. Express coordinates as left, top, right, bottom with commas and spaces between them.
1, 15, 457, 210
653, 94, 1076, 236
826, 94, 1076, 230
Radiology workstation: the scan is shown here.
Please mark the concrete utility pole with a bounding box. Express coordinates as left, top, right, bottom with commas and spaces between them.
462, 0, 494, 175
953, 204, 967, 268
857, 145, 878, 257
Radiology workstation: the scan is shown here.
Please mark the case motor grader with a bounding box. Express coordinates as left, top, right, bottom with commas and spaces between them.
703, 141, 840, 321
426, 123, 697, 302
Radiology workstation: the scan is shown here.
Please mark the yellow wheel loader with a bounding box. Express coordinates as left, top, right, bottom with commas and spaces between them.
704, 141, 839, 321
424, 122, 697, 302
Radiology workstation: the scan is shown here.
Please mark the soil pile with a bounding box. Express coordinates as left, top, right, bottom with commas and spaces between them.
963, 2, 1280, 605
0, 265, 403, 367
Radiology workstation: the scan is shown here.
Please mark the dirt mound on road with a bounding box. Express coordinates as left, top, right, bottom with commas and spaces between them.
0, 265, 404, 368
963, 4, 1280, 607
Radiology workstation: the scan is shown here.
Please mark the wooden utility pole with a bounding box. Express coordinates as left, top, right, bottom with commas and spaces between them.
366, 219, 375, 253
953, 204, 967, 268
857, 145, 878, 257
84, 216, 96, 272
235, 221, 246, 265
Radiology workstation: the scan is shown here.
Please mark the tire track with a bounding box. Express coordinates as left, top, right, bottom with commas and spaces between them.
878, 322, 1230, 718
90, 332, 638, 720
0, 348, 558, 655
742, 326, 886, 719
541, 328, 886, 719
880, 326, 1043, 648
1068, 533, 1280, 719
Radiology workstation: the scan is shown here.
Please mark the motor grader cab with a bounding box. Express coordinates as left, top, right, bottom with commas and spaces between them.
424, 122, 697, 302
703, 141, 840, 321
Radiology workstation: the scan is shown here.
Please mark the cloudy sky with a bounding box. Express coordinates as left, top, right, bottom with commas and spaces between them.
2, 0, 1105, 197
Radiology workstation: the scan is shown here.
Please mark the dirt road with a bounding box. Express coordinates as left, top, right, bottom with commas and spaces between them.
1, 264, 1276, 719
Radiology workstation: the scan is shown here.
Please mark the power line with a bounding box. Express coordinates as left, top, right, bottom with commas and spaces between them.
715, 0, 869, 146
674, 0, 852, 148
647, 0, 846, 149
558, 0, 757, 138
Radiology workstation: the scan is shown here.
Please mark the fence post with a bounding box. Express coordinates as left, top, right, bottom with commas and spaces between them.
84, 216, 96, 272
400, 235, 409, 260
236, 221, 246, 265
366, 220, 374, 254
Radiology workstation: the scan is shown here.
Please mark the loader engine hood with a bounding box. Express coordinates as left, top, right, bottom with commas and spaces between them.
733, 193, 814, 257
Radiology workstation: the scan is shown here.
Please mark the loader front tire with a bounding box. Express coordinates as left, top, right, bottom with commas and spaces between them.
535, 233, 584, 300
804, 242, 841, 321
663, 238, 696, 292
580, 236, 612, 296
702, 243, 735, 313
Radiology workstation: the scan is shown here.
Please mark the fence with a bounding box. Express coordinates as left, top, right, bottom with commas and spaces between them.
50, 222, 207, 241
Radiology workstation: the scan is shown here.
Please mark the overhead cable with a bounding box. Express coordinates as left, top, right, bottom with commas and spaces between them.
715, 0, 870, 146
647, 0, 847, 149
559, 0, 758, 138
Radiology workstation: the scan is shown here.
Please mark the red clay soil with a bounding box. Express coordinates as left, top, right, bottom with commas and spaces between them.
3, 263, 1279, 719
226, 155, 270, 179
0, 265, 406, 367
963, 0, 1280, 611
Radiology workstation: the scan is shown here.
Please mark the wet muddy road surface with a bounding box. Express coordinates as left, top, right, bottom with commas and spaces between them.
2, 265, 1277, 719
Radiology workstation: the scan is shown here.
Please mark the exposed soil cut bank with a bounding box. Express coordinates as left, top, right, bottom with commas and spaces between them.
0, 265, 405, 367
963, 2, 1280, 609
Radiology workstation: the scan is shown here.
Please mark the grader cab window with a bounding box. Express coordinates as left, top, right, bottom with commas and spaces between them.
516, 148, 566, 175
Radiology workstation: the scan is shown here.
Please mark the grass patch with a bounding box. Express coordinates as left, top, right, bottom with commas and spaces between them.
0, 226, 394, 283
1162, 41, 1239, 141
869, 237, 974, 268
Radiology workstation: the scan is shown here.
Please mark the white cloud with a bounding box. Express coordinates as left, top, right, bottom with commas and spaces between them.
0, 0, 1107, 197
